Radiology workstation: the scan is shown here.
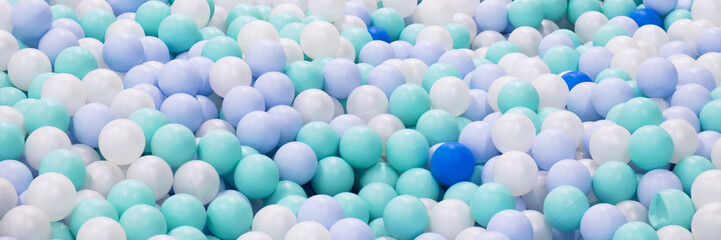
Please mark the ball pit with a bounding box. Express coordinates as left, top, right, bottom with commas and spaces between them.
1, 0, 721, 239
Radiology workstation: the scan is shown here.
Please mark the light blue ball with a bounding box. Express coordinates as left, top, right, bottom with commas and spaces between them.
531, 129, 577, 170
38, 28, 78, 64
696, 131, 721, 159
607, 16, 639, 36
245, 39, 287, 78
330, 218, 374, 240
10, 0, 53, 47
390, 41, 413, 59
438, 49, 475, 78
140, 36, 171, 63
697, 27, 721, 56
103, 33, 144, 72
298, 195, 345, 229
663, 106, 700, 132
187, 57, 214, 96
415, 232, 447, 240
273, 141, 317, 185
669, 84, 712, 115
462, 89, 494, 121
643, 0, 677, 16
344, 1, 371, 25
267, 105, 304, 145
636, 169, 682, 208
582, 120, 616, 155
367, 64, 405, 98
158, 59, 202, 96
322, 58, 362, 99
409, 41, 446, 66
657, 41, 695, 58
546, 159, 592, 194
469, 64, 507, 91
107, 0, 144, 14
187, 40, 207, 59
592, 77, 634, 117
458, 121, 499, 165
636, 57, 678, 98
679, 66, 716, 92
252, 72, 295, 109
0, 160, 33, 195
538, 33, 575, 58
329, 114, 365, 138
236, 111, 280, 154
160, 93, 204, 132
72, 103, 116, 148
132, 84, 165, 110
567, 82, 603, 121
487, 210, 534, 240
579, 204, 627, 240
474, 0, 509, 32
481, 156, 498, 184
579, 47, 613, 81
359, 40, 396, 66
222, 86, 266, 127
196, 95, 218, 122
124, 64, 159, 88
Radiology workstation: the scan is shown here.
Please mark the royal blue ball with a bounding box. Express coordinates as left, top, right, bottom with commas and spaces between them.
431, 142, 475, 186
368, 26, 391, 43
629, 9, 663, 28
562, 71, 593, 91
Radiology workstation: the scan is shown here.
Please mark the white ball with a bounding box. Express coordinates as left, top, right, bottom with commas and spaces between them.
668, 54, 698, 73
416, 25, 453, 51
79, 37, 106, 68
487, 75, 519, 112
508, 27, 543, 56
574, 11, 609, 43
632, 25, 668, 51
712, 139, 721, 169
691, 0, 721, 26
454, 227, 486, 240
346, 85, 389, 122
82, 69, 123, 107
532, 73, 568, 109
610, 47, 647, 79
697, 52, 721, 87
209, 56, 252, 98
173, 160, 220, 205
126, 155, 174, 200
98, 119, 145, 166
82, 161, 125, 197
171, 0, 212, 28
208, 5, 229, 33
384, 59, 416, 85
0, 206, 51, 240
414, 0, 453, 26
335, 36, 356, 61
615, 200, 649, 223
522, 210, 553, 240
76, 217, 126, 240
403, 58, 428, 86
538, 20, 560, 36
41, 73, 87, 116
270, 3, 306, 19
284, 221, 331, 240
691, 169, 721, 209
0, 106, 26, 136
521, 171, 548, 212
71, 144, 100, 165
75, 189, 104, 204
657, 225, 693, 240
472, 31, 506, 50
692, 202, 721, 240
493, 151, 539, 196
252, 205, 297, 240
429, 199, 474, 240
512, 57, 550, 82
0, 1, 10, 31
492, 112, 536, 153
0, 30, 19, 71
381, 0, 417, 17
105, 19, 145, 39
453, 14, 477, 43
238, 20, 279, 53
589, 125, 631, 165
636, 40, 658, 58
148, 235, 179, 240
110, 88, 155, 118
279, 38, 304, 64
26, 173, 77, 221
292, 89, 335, 124
334, 15, 367, 32
498, 52, 528, 75
75, 0, 113, 19
300, 21, 340, 59
0, 177, 17, 218
24, 126, 72, 170
429, 76, 471, 117
308, 0, 344, 21
684, 20, 716, 51
239, 231, 274, 240
659, 119, 699, 164
541, 110, 584, 147
667, 19, 693, 42
7, 48, 51, 91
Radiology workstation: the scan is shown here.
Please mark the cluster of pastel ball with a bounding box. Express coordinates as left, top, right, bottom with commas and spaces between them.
1, 0, 721, 239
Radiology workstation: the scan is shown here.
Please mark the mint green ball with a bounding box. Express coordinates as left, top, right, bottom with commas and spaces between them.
200, 36, 242, 62
543, 185, 590, 231
422, 63, 461, 92
593, 161, 638, 204
54, 46, 98, 79
664, 10, 692, 30
200, 26, 225, 40
311, 57, 333, 71
296, 121, 339, 159
277, 195, 307, 216
543, 45, 580, 74
602, 0, 637, 18
206, 194, 253, 239
358, 63, 374, 85
263, 180, 307, 205
415, 109, 460, 146
169, 226, 207, 240
302, 15, 330, 24
269, 12, 301, 31
135, 1, 171, 37
226, 4, 262, 27
285, 61, 324, 95
395, 168, 440, 200
69, 198, 119, 235
79, 8, 116, 41
383, 195, 429, 240
619, 97, 664, 133
161, 193, 207, 231
27, 73, 53, 99
359, 182, 398, 220
700, 99, 721, 132
612, 222, 660, 240
119, 205, 167, 240
312, 157, 355, 196
507, 107, 542, 133
508, 0, 544, 28
444, 182, 478, 206
456, 117, 472, 133
399, 24, 425, 45
554, 29, 582, 47
341, 27, 373, 61
0, 120, 24, 161
358, 162, 400, 189
469, 183, 515, 227
389, 84, 431, 126
197, 129, 242, 175
673, 155, 715, 194
648, 189, 694, 230
106, 179, 155, 216
234, 154, 279, 199
50, 222, 72, 240
24, 98, 70, 133
593, 24, 628, 46
0, 87, 25, 107
444, 23, 471, 49
51, 4, 78, 22
38, 149, 86, 190
0, 72, 12, 88
227, 15, 259, 41
370, 8, 404, 40
129, 108, 168, 154
151, 123, 197, 169
334, 192, 370, 223
279, 22, 305, 43
369, 218, 390, 238
486, 41, 522, 64
540, 0, 568, 21
498, 80, 540, 113
567, 0, 602, 23
596, 68, 632, 82
340, 126, 383, 169
537, 107, 560, 122
628, 125, 674, 171
628, 81, 644, 97
158, 14, 200, 53
606, 103, 625, 123
386, 129, 430, 172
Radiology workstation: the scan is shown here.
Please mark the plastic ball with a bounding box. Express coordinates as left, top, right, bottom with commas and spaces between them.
81, 69, 122, 106
118, 205, 167, 240
234, 154, 279, 199
76, 217, 126, 240
589, 124, 632, 165
337, 126, 381, 169
469, 183, 515, 227
26, 172, 76, 221
700, 100, 721, 133
284, 221, 331, 240
346, 85, 388, 123
612, 221, 658, 240
110, 88, 156, 118
38, 149, 86, 190
647, 189, 694, 230
209, 57, 252, 98
333, 192, 370, 223
386, 129, 429, 172
429, 76, 470, 116
97, 119, 145, 166
236, 111, 280, 153
657, 225, 693, 240
125, 156, 173, 200
158, 14, 199, 53
592, 161, 638, 204
0, 160, 32, 195
521, 210, 552, 240
358, 182, 398, 220
635, 57, 678, 98
23, 126, 71, 171
10, 0, 52, 46
690, 169, 721, 209
619, 97, 664, 133
491, 112, 536, 153
0, 205, 51, 240
172, 160, 220, 205
252, 205, 296, 240
160, 193, 207, 231
474, 0, 509, 32
205, 193, 253, 239
300, 21, 339, 59
221, 85, 265, 127
311, 156, 354, 195
508, 0, 543, 28
579, 204, 627, 240
628, 125, 674, 171
546, 159, 592, 195
7, 48, 51, 91
272, 141, 316, 185
292, 89, 335, 124
616, 200, 649, 224
296, 121, 339, 159
383, 195, 429, 240
691, 202, 721, 240
322, 58, 361, 99
492, 151, 539, 197
543, 185, 589, 231
151, 123, 197, 168
195, 129, 240, 175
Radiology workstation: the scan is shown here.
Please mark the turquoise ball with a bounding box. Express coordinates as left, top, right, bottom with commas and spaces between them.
206, 194, 253, 239
38, 149, 86, 190
160, 193, 207, 231
543, 185, 590, 231
234, 154, 280, 199
339, 126, 383, 169
383, 195, 429, 240
628, 125, 674, 171
119, 205, 167, 240
469, 183, 515, 227
592, 161, 638, 204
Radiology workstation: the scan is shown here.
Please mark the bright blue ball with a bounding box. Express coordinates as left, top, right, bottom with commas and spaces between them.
158, 59, 202, 96
591, 77, 634, 117
636, 57, 678, 98
0, 160, 34, 195
469, 64, 507, 91
669, 84, 712, 115
322, 58, 362, 99
253, 72, 296, 108
562, 71, 593, 91
103, 33, 145, 72
637, 169, 682, 207
245, 39, 287, 78
579, 47, 613, 80
629, 9, 663, 28
658, 41, 695, 58
367, 64, 405, 98
368, 26, 391, 43
546, 159, 592, 194
51, 19, 85, 39
267, 105, 304, 145
10, 0, 53, 47
236, 111, 280, 154
359, 40, 396, 66
140, 36, 171, 63
431, 142, 475, 186
160, 93, 204, 132
409, 41, 446, 66
567, 82, 603, 122
273, 141, 317, 185
679, 66, 716, 91
697, 27, 721, 56
222, 86, 265, 127
438, 50, 475, 78
474, 0, 509, 32
124, 64, 159, 88
487, 210, 534, 240
72, 103, 116, 148
531, 129, 576, 170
